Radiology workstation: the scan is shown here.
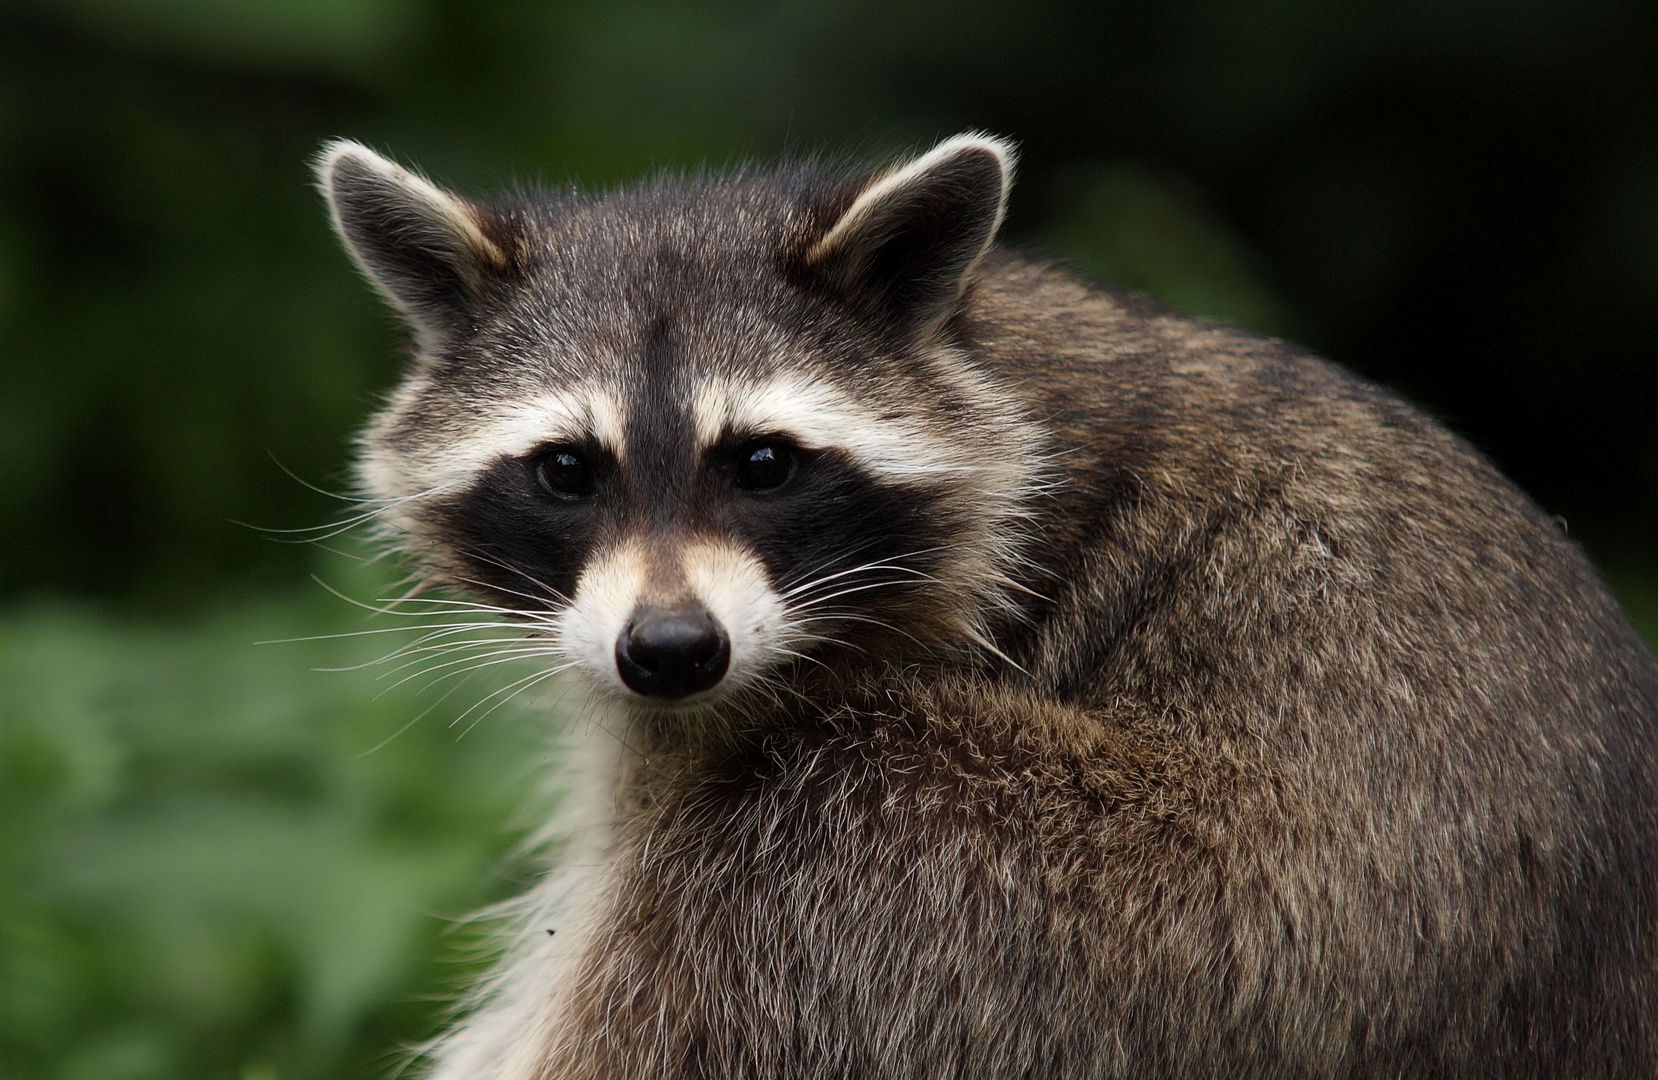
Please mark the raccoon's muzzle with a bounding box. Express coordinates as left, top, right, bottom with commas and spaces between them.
615, 604, 731, 700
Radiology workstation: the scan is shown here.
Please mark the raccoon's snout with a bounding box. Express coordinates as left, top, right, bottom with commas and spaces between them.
615, 606, 732, 700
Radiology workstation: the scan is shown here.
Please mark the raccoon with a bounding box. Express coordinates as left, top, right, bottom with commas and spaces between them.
317, 133, 1658, 1078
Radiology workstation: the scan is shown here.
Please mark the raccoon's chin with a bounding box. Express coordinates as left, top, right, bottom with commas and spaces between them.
615, 690, 727, 713
599, 688, 727, 716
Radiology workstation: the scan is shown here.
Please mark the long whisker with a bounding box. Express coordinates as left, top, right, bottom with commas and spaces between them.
239, 469, 453, 541
779, 544, 950, 598
448, 663, 579, 731
311, 575, 498, 620
358, 639, 557, 685
447, 568, 572, 609
780, 562, 934, 601
377, 644, 563, 690
256, 621, 524, 646
312, 629, 539, 672
792, 574, 940, 611
795, 609, 932, 652
777, 536, 892, 594
351, 674, 478, 759
371, 595, 540, 618
454, 669, 566, 740
376, 650, 566, 704
442, 542, 575, 608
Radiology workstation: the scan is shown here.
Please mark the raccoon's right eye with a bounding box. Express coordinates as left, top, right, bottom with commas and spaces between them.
535, 448, 595, 499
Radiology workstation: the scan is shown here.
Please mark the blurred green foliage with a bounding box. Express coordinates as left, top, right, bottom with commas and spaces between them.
2, 0, 1656, 1076
1041, 163, 1295, 338
1, 553, 551, 1079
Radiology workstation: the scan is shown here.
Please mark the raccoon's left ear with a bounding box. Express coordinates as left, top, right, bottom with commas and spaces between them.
805, 133, 1015, 335
316, 140, 518, 344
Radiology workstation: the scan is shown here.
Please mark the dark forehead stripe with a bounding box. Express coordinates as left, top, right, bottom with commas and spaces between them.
628, 315, 698, 521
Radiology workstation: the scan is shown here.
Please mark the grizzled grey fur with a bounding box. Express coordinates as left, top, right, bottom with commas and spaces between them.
318, 133, 1658, 1078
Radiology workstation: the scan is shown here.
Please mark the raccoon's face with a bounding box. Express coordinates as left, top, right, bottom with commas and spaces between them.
320, 135, 1041, 709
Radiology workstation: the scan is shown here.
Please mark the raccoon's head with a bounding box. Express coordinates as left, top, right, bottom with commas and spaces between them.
318, 134, 1044, 712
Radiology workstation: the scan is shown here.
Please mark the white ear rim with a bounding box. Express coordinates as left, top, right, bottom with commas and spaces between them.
809, 132, 1017, 268
314, 140, 507, 322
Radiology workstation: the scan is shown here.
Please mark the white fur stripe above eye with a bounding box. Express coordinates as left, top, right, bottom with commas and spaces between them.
689, 374, 997, 486
390, 384, 630, 496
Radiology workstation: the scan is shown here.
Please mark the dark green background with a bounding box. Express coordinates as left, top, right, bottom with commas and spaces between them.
2, 1, 1655, 1077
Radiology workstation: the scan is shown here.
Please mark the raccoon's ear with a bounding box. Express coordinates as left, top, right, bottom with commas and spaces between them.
316, 140, 516, 341
805, 133, 1015, 334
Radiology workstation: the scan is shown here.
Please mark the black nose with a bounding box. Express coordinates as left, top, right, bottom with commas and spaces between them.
615, 606, 731, 700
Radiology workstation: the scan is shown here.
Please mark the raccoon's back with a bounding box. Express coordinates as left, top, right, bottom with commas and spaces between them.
967, 253, 1658, 1070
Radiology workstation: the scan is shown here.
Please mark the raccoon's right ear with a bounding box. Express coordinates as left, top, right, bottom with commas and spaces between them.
805, 133, 1015, 336
316, 140, 517, 341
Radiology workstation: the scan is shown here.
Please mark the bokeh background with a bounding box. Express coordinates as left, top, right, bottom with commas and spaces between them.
3, 1, 1656, 1077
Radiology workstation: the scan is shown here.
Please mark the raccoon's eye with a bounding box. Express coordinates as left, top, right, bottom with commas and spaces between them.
535, 448, 595, 499
735, 440, 795, 492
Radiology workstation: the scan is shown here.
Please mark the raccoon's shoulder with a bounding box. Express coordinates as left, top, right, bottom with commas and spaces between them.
965, 249, 1476, 500
960, 250, 1604, 648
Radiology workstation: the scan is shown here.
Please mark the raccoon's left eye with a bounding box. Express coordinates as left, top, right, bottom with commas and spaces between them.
535, 448, 595, 499
735, 440, 795, 492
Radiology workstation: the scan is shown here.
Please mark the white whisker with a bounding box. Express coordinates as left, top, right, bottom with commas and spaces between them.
376, 646, 565, 695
